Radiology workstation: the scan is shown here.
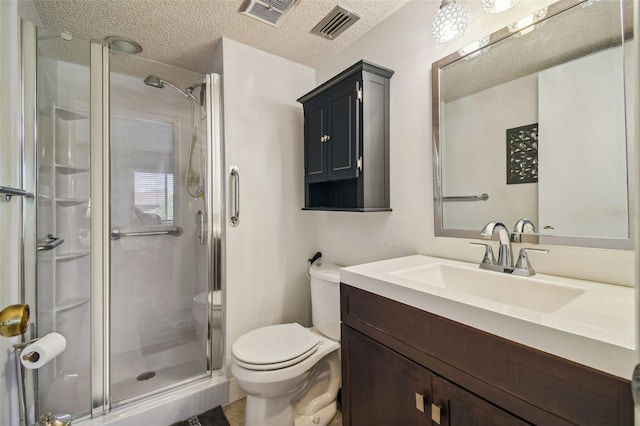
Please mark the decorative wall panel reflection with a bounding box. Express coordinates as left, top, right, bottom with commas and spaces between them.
506, 123, 538, 184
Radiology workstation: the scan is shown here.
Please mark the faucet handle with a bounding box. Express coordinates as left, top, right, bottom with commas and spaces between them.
470, 242, 496, 267
513, 248, 549, 277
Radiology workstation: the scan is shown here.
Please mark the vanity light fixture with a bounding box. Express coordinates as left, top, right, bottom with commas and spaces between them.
508, 7, 548, 33
482, 0, 520, 14
432, 0, 469, 43
458, 36, 489, 57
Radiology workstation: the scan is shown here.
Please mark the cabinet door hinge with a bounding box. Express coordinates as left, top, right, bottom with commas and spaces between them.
356, 81, 363, 102
357, 156, 363, 171
357, 88, 363, 101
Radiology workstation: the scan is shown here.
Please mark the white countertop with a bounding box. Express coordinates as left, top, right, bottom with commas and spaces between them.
341, 255, 635, 379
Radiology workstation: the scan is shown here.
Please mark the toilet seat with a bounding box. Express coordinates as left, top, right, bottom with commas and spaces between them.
234, 345, 319, 371
232, 323, 320, 371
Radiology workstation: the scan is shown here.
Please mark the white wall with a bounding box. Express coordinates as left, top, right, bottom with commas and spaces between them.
0, 1, 24, 425
219, 38, 317, 373
313, 0, 634, 287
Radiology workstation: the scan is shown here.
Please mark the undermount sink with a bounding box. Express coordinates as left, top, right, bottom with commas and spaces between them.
390, 263, 585, 314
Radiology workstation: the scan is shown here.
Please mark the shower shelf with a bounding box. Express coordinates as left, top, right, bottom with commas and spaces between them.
55, 198, 89, 204
55, 164, 90, 174
54, 296, 91, 313
56, 107, 88, 122
39, 164, 90, 174
56, 251, 90, 261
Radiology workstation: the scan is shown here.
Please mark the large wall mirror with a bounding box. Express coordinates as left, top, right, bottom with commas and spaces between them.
432, 0, 634, 249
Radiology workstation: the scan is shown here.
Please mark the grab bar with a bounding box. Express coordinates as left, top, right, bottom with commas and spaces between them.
0, 186, 34, 202
229, 165, 240, 227
442, 193, 489, 202
110, 226, 183, 241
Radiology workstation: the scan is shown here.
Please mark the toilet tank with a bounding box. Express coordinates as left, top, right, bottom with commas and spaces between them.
309, 262, 342, 341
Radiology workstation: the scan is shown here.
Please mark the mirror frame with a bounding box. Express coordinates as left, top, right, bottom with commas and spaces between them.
431, 0, 634, 249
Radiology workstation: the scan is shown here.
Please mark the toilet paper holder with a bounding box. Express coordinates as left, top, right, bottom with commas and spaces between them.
13, 338, 72, 426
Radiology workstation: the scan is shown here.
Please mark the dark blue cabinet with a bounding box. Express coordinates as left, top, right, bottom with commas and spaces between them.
298, 61, 393, 211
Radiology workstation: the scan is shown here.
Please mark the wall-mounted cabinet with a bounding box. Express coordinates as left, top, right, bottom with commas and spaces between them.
298, 61, 393, 211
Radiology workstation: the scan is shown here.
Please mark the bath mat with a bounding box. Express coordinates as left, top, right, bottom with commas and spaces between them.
170, 406, 230, 426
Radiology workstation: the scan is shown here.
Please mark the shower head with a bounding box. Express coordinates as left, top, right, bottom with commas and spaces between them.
143, 75, 199, 104
143, 75, 164, 88
187, 82, 206, 108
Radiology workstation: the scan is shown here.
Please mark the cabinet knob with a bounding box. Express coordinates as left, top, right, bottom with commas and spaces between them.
431, 403, 442, 424
325, 135, 330, 142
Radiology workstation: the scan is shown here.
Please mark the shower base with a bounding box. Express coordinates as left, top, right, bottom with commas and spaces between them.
111, 333, 206, 402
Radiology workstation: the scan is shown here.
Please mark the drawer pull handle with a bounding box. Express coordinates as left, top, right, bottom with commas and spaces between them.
432, 403, 441, 424
415, 392, 425, 413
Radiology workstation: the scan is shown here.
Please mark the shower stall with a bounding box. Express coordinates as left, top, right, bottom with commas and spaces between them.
20, 22, 225, 424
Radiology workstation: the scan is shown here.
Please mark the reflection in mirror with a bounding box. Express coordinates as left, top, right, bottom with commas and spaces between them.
432, 0, 634, 249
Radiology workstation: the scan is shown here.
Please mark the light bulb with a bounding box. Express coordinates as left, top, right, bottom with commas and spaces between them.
432, 0, 469, 43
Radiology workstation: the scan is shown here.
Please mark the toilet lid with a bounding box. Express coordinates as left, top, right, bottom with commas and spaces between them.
232, 323, 320, 367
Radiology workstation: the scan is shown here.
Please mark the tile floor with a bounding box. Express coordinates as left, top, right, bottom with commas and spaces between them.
222, 398, 343, 426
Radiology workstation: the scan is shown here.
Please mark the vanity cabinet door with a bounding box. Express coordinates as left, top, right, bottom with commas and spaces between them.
342, 325, 431, 426
432, 374, 531, 426
431, 375, 531, 426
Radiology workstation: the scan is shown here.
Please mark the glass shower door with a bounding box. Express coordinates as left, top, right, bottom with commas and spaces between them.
108, 51, 213, 404
34, 27, 93, 419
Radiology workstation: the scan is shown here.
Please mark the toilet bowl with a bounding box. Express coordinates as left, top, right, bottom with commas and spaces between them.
231, 262, 342, 426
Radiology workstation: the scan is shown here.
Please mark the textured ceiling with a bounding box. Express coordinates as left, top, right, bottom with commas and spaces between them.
31, 0, 411, 74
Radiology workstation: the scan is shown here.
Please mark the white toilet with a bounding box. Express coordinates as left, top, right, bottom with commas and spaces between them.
231, 262, 342, 426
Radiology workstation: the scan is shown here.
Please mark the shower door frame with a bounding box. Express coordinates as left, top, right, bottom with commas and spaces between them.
21, 29, 225, 424
89, 43, 226, 417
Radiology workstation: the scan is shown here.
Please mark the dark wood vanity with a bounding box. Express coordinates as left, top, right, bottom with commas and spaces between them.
340, 284, 633, 425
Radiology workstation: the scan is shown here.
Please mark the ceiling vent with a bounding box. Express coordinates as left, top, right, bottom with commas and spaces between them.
239, 0, 300, 27
311, 6, 361, 40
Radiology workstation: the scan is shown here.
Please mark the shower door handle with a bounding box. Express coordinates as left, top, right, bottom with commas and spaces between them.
229, 165, 240, 227
197, 210, 206, 245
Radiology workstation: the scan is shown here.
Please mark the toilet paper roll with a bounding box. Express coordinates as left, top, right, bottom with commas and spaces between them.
20, 332, 67, 370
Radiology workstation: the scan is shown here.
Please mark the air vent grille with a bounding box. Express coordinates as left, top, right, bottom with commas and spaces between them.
240, 0, 299, 27
266, 0, 295, 12
311, 6, 361, 40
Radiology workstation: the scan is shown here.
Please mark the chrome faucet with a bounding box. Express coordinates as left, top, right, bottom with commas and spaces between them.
511, 218, 536, 243
473, 219, 550, 276
480, 221, 513, 272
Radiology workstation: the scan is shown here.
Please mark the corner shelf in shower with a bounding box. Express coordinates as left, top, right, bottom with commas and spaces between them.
55, 296, 91, 313
55, 251, 90, 261
55, 198, 89, 205
56, 107, 88, 122
39, 296, 92, 315
39, 164, 90, 174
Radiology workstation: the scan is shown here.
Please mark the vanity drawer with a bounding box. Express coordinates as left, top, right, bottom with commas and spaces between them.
340, 284, 632, 426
